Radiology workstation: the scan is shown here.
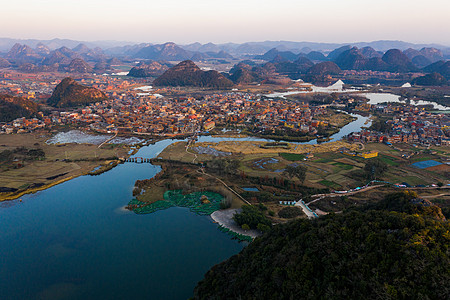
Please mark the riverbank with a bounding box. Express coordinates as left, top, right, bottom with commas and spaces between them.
211, 209, 261, 239
0, 175, 75, 201
0, 132, 133, 201
0, 136, 246, 300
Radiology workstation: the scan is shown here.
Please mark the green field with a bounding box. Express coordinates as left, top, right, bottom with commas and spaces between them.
378, 154, 400, 166
279, 153, 305, 161
319, 180, 342, 189
331, 162, 354, 170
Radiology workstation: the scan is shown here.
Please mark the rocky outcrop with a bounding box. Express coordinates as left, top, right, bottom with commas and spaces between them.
306, 51, 327, 62
0, 58, 11, 68
62, 58, 93, 73
134, 42, 191, 61
419, 47, 443, 63
153, 60, 233, 88
423, 60, 450, 79
306, 61, 342, 75
127, 61, 169, 77
327, 45, 352, 61
334, 47, 368, 70
47, 77, 107, 107
6, 43, 42, 64
255, 48, 298, 61
412, 72, 447, 86
0, 94, 39, 122
382, 49, 418, 72
360, 46, 382, 58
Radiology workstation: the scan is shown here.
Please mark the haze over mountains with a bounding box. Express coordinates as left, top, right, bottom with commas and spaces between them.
1, 38, 449, 56
0, 38, 448, 86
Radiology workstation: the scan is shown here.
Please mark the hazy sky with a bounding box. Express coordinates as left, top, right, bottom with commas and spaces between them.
2, 0, 449, 45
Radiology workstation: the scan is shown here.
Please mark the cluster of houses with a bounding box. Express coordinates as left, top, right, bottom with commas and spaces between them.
347, 105, 450, 146
1, 85, 334, 137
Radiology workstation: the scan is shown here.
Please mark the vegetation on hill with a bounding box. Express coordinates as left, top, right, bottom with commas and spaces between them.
277, 206, 302, 218
0, 94, 39, 122
233, 204, 272, 231
423, 60, 449, 79
334, 47, 369, 70
412, 72, 448, 86
382, 49, 418, 72
364, 157, 388, 180
303, 61, 342, 84
47, 77, 108, 107
127, 61, 169, 77
194, 192, 450, 300
283, 164, 307, 182
153, 60, 233, 88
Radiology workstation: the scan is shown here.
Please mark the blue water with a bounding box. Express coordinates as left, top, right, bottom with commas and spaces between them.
242, 187, 259, 192
0, 139, 243, 300
411, 160, 442, 169
0, 114, 371, 300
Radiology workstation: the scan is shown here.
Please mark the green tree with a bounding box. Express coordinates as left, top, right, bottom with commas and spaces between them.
257, 223, 270, 232
283, 164, 307, 183
233, 205, 272, 229
364, 158, 388, 180
241, 224, 250, 230
209, 158, 240, 175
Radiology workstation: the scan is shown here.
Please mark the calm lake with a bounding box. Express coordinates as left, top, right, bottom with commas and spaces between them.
0, 114, 372, 300
0, 139, 243, 300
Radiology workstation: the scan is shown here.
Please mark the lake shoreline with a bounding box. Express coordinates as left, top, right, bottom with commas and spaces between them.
0, 111, 369, 202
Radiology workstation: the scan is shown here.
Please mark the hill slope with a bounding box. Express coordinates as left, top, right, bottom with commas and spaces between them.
127, 61, 169, 77
194, 192, 449, 300
0, 94, 39, 122
47, 77, 107, 107
153, 60, 233, 88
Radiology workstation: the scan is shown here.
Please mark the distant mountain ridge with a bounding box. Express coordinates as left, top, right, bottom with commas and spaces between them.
1, 37, 448, 56
0, 39, 448, 86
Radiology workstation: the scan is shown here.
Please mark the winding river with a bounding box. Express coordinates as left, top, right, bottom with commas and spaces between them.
0, 114, 371, 300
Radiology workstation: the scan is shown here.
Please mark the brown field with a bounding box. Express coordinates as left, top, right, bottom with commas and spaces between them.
194, 140, 359, 155
157, 141, 216, 163
136, 163, 245, 208
0, 133, 131, 200
154, 139, 450, 218
315, 110, 356, 127
426, 164, 450, 172
158, 139, 449, 192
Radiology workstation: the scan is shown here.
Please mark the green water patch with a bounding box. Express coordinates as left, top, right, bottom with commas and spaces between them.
127, 190, 223, 216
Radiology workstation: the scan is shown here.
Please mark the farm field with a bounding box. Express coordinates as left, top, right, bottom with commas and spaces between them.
0, 132, 131, 200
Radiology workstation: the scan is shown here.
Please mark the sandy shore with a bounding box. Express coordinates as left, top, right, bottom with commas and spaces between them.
211, 208, 261, 239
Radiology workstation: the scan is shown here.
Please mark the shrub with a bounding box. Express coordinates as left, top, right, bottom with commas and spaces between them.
233, 205, 272, 230
278, 206, 303, 219
241, 224, 250, 230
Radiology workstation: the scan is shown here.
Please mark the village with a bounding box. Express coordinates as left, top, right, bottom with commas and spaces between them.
0, 71, 338, 138
0, 71, 449, 152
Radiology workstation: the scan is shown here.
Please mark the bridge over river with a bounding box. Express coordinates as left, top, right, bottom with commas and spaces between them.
125, 157, 152, 163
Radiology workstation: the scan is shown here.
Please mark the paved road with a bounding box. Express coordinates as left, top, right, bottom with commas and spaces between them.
98, 131, 118, 148
295, 200, 317, 219
306, 184, 385, 205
